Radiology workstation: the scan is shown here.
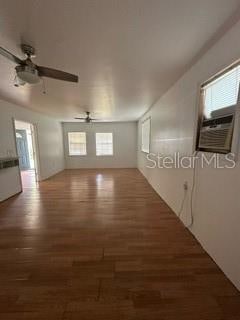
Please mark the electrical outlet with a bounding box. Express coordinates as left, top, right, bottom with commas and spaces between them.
183, 181, 188, 191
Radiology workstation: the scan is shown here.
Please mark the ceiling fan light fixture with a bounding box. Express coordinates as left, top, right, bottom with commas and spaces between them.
15, 65, 40, 84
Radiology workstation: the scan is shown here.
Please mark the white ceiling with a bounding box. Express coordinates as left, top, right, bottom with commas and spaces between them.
0, 0, 240, 121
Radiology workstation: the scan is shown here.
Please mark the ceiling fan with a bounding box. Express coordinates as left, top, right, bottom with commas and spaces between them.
0, 44, 78, 86
75, 111, 98, 123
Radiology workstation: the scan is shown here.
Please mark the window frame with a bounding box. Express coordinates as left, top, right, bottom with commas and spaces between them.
141, 117, 151, 153
95, 132, 113, 156
68, 132, 87, 156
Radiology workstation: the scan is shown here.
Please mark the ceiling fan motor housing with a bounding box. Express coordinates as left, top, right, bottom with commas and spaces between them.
15, 65, 40, 84
21, 44, 36, 58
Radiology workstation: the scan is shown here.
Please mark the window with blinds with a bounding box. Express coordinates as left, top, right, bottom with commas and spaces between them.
68, 132, 87, 156
202, 64, 240, 119
96, 133, 113, 156
141, 118, 150, 153
196, 61, 240, 154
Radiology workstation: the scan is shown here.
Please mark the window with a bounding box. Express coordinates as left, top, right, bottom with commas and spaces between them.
201, 64, 240, 119
141, 118, 150, 153
96, 133, 113, 156
196, 62, 240, 154
68, 132, 87, 155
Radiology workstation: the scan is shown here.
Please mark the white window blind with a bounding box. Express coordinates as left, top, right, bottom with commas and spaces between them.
68, 132, 87, 156
96, 133, 113, 156
203, 65, 240, 118
141, 118, 150, 153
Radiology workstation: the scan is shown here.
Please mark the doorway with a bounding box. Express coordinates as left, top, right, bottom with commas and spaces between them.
14, 120, 39, 189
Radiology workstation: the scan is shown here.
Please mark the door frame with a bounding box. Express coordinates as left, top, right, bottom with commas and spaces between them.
12, 118, 41, 183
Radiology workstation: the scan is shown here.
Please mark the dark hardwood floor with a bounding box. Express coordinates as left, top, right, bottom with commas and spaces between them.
0, 169, 239, 319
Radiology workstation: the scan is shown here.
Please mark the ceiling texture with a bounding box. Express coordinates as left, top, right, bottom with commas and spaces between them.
0, 0, 240, 121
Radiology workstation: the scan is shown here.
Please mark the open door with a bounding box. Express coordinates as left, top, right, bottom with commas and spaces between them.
16, 129, 31, 170
14, 120, 40, 188
30, 123, 40, 182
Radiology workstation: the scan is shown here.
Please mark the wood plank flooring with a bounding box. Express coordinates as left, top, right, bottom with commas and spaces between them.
0, 169, 239, 319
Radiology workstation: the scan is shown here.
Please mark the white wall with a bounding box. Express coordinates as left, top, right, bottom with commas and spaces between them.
138, 20, 240, 290
63, 122, 137, 168
0, 99, 65, 201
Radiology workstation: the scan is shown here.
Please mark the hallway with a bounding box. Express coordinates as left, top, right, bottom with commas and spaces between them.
0, 169, 239, 319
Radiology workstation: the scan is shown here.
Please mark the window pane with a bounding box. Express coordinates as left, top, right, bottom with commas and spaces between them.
96, 133, 113, 156
68, 132, 87, 155
142, 118, 150, 153
203, 65, 240, 118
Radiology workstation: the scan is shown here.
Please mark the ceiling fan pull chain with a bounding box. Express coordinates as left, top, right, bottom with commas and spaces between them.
42, 77, 46, 94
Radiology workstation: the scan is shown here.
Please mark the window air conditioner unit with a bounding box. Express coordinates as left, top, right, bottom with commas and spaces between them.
197, 114, 234, 154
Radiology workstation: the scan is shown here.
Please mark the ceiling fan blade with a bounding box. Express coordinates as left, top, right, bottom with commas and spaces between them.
74, 117, 86, 120
37, 66, 78, 82
0, 46, 23, 64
